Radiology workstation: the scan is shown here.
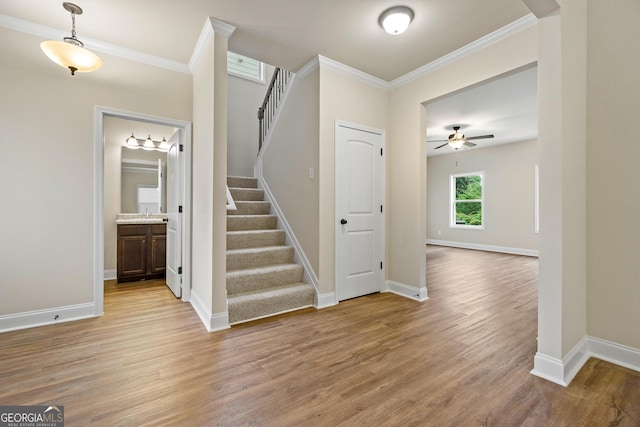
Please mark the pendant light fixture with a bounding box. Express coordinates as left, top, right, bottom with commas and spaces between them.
379, 6, 414, 35
40, 2, 102, 75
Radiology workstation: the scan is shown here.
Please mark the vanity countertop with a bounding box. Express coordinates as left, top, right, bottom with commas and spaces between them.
115, 213, 167, 225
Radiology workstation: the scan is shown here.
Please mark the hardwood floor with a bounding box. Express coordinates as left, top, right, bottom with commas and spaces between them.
1, 247, 639, 426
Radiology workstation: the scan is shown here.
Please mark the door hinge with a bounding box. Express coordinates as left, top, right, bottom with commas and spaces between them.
179, 144, 184, 152
178, 205, 183, 213
380, 261, 383, 270
380, 205, 383, 213
178, 266, 182, 275
380, 148, 383, 156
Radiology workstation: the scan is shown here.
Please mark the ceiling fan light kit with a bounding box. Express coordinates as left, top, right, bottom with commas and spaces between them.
40, 2, 102, 75
379, 6, 414, 35
430, 125, 494, 151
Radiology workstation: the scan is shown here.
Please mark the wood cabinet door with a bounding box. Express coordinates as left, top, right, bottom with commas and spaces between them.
150, 234, 166, 274
118, 235, 147, 276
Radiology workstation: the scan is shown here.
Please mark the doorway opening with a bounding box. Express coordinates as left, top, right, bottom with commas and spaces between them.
93, 106, 192, 315
423, 64, 539, 312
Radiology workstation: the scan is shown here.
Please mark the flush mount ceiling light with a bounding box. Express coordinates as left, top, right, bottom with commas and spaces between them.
40, 2, 102, 75
379, 6, 414, 35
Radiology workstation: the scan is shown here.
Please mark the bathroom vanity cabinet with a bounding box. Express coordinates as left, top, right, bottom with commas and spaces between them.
117, 223, 166, 283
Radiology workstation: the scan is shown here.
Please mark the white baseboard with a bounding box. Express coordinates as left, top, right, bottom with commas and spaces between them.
258, 176, 320, 294
588, 336, 640, 373
384, 281, 429, 302
531, 352, 569, 386
0, 303, 96, 333
316, 292, 337, 309
531, 336, 640, 386
104, 269, 117, 280
189, 290, 230, 333
426, 239, 538, 257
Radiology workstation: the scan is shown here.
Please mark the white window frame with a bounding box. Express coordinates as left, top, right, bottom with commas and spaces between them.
227, 51, 265, 84
450, 171, 485, 230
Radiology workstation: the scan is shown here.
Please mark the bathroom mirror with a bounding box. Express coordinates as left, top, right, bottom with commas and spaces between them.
121, 147, 167, 213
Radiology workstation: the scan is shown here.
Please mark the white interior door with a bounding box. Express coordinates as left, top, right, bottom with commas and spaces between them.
335, 122, 385, 301
165, 130, 182, 298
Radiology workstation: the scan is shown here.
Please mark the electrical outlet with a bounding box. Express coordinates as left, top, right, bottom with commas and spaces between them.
308, 167, 314, 179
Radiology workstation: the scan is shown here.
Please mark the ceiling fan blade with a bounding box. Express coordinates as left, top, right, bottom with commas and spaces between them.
434, 143, 449, 150
465, 134, 494, 141
427, 139, 449, 143
463, 141, 477, 148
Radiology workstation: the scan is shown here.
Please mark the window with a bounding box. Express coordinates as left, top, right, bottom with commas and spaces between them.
227, 51, 265, 83
450, 172, 484, 229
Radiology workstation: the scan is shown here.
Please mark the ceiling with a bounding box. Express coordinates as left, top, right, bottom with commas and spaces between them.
426, 65, 538, 156
1, 1, 536, 151
1, 0, 531, 82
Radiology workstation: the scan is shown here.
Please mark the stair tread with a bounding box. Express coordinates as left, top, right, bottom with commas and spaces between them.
227, 245, 290, 255
226, 263, 302, 278
228, 214, 276, 218
227, 282, 315, 301
227, 229, 283, 235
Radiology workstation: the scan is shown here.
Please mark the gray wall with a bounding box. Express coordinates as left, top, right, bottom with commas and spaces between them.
228, 64, 275, 177
427, 139, 538, 252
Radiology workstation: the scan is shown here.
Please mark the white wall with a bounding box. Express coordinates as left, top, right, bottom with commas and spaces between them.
228, 64, 275, 177
427, 140, 538, 253
0, 28, 191, 324
262, 68, 320, 274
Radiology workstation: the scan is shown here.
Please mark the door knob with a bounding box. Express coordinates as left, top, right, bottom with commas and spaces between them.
340, 219, 348, 225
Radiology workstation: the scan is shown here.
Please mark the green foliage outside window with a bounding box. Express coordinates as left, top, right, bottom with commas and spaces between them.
453, 175, 483, 226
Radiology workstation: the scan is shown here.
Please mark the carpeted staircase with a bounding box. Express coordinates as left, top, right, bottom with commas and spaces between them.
226, 176, 316, 324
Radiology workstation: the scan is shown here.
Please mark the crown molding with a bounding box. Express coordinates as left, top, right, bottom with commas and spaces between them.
209, 17, 236, 38
318, 55, 389, 90
3, 10, 536, 87
389, 13, 537, 89
189, 17, 236, 71
296, 56, 319, 79
0, 13, 191, 75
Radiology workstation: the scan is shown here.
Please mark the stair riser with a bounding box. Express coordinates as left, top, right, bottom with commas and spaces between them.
227, 177, 258, 188
227, 266, 304, 294
230, 188, 264, 201
227, 231, 285, 250
227, 216, 277, 231
227, 202, 271, 216
227, 247, 294, 271
227, 285, 315, 324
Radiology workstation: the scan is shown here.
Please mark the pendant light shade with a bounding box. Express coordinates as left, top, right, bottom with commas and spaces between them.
449, 130, 465, 150
40, 40, 102, 75
40, 2, 102, 75
143, 135, 155, 149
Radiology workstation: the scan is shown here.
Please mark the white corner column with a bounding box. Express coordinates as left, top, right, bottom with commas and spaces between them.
530, 0, 589, 386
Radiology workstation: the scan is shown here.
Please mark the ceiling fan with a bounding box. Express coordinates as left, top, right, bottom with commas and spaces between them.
429, 126, 494, 150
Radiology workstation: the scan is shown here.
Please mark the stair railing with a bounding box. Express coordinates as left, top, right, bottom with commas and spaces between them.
257, 67, 293, 153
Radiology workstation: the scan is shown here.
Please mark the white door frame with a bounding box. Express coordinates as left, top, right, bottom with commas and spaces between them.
93, 106, 192, 315
334, 120, 386, 301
